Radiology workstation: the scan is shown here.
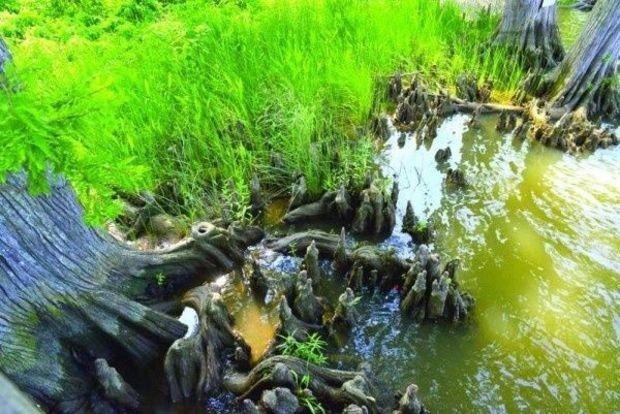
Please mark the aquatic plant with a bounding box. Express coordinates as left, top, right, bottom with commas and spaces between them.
296, 388, 326, 414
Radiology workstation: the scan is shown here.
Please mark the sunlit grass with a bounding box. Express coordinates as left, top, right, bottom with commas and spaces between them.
0, 0, 525, 224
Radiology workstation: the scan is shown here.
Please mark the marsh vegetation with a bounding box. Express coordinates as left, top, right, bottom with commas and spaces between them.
0, 1, 619, 413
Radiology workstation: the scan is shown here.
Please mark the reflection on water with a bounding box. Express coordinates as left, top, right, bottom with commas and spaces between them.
338, 114, 620, 412
230, 296, 277, 363
220, 273, 279, 364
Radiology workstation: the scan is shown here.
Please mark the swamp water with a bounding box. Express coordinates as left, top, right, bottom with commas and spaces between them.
333, 114, 620, 412
161, 113, 619, 413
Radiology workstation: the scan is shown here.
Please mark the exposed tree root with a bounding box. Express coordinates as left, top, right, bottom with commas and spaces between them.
277, 296, 323, 342
456, 73, 492, 103
164, 283, 251, 402
392, 75, 449, 140
0, 173, 261, 412
283, 176, 397, 237
266, 228, 472, 325
223, 355, 378, 412
389, 73, 524, 136
516, 100, 618, 153
400, 246, 473, 323
402, 201, 433, 244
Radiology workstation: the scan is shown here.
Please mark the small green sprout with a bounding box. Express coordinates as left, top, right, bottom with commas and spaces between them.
155, 272, 167, 287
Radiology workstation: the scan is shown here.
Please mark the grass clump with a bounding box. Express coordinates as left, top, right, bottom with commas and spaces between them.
277, 332, 328, 365
0, 0, 525, 224
279, 333, 328, 414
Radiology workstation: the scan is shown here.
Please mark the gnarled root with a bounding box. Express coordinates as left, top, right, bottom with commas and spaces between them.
164, 283, 251, 402
393, 75, 448, 140
456, 73, 492, 103
401, 201, 433, 244
351, 179, 397, 236
277, 297, 322, 342
266, 230, 341, 257
329, 288, 359, 345
293, 270, 325, 325
400, 246, 474, 323
288, 175, 309, 211
249, 259, 297, 305
284, 177, 396, 237
223, 356, 378, 413
395, 384, 429, 414
267, 229, 409, 290
302, 240, 323, 283
0, 173, 260, 412
93, 359, 140, 412
523, 101, 618, 153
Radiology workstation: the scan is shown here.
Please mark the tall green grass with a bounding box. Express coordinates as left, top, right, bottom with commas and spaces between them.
0, 0, 524, 224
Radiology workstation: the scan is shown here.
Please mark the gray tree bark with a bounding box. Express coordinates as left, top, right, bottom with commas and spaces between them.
0, 36, 11, 76
0, 173, 256, 412
492, 0, 564, 70
547, 0, 620, 119
0, 372, 42, 413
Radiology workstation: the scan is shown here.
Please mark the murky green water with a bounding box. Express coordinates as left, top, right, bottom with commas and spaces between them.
336, 114, 620, 412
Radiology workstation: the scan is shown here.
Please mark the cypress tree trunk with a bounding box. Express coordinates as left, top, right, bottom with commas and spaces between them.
0, 372, 42, 413
547, 0, 620, 119
0, 173, 258, 412
492, 0, 564, 70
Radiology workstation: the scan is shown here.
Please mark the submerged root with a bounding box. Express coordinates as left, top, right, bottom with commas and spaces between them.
401, 201, 433, 244
396, 384, 429, 414
445, 168, 467, 188
400, 246, 474, 323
